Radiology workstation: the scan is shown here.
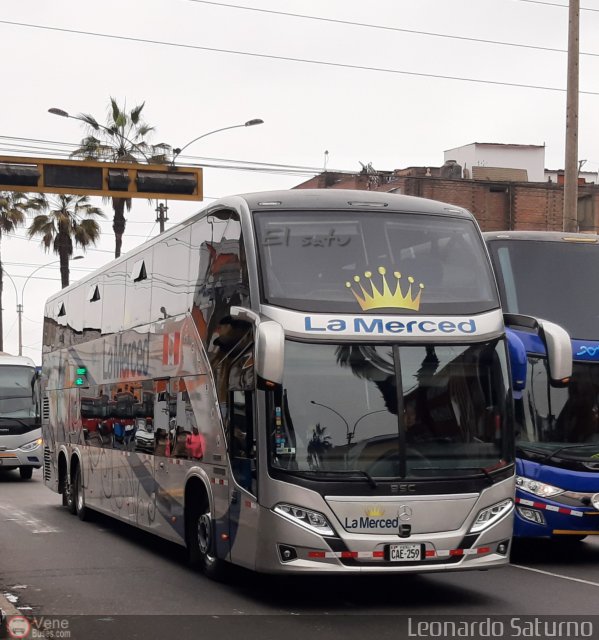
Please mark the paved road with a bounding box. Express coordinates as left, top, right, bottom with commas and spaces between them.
1, 469, 598, 638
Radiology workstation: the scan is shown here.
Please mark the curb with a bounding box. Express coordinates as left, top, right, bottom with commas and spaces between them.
0, 592, 23, 639
0, 593, 20, 617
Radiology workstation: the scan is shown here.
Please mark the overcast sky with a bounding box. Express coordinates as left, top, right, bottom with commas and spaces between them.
1, 0, 598, 362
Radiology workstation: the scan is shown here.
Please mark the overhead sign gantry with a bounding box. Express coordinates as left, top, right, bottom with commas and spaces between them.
0, 155, 203, 201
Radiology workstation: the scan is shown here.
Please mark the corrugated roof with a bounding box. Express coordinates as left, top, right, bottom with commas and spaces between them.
471, 166, 528, 182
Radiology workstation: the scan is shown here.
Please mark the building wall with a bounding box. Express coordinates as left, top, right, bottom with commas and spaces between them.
295, 173, 599, 232
545, 169, 599, 185
444, 144, 545, 182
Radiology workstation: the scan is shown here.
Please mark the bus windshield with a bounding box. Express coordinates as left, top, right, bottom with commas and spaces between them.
269, 339, 513, 480
516, 358, 599, 458
0, 365, 37, 419
254, 210, 498, 314
488, 239, 599, 340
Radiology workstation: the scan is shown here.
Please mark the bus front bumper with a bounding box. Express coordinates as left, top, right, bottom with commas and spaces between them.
253, 504, 513, 574
514, 491, 599, 538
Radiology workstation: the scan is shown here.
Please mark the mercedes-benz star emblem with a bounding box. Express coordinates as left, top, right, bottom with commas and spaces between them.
398, 505, 413, 521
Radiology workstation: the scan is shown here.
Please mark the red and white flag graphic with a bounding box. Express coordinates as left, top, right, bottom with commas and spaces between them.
163, 332, 181, 366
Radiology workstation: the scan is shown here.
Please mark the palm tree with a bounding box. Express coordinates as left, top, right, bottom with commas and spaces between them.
0, 191, 30, 351
70, 98, 170, 258
27, 195, 105, 288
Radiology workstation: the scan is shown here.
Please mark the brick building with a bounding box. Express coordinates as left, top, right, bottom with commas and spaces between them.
295, 161, 599, 233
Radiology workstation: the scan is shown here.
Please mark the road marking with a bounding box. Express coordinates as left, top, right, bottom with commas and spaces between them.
512, 564, 599, 588
0, 505, 60, 534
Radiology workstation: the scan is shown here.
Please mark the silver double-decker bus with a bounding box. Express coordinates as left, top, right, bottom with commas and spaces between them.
41, 189, 570, 578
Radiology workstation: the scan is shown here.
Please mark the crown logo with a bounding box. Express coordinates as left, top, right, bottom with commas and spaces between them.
346, 267, 424, 311
365, 506, 385, 518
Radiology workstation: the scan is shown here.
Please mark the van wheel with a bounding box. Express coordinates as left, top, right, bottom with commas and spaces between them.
19, 467, 33, 480
186, 497, 227, 581
73, 466, 89, 521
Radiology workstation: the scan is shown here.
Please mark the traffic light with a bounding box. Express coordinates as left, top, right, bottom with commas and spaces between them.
0, 155, 203, 201
74, 366, 89, 388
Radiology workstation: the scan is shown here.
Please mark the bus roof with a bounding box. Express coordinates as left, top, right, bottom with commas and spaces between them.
238, 189, 472, 216
0, 353, 36, 367
483, 230, 599, 243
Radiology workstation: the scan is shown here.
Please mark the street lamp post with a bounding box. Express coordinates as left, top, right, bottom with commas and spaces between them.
3, 257, 83, 356
310, 401, 390, 446
171, 118, 264, 166
348, 409, 389, 445
48, 107, 152, 162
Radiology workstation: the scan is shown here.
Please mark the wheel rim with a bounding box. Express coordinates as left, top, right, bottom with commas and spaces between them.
197, 512, 212, 555
66, 484, 74, 507
77, 486, 84, 512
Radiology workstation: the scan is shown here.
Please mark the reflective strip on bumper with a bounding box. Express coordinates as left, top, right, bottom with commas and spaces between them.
516, 496, 584, 517
307, 546, 492, 560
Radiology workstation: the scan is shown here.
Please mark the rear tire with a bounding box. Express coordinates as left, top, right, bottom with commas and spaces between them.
186, 495, 227, 581
64, 473, 76, 514
19, 467, 33, 480
73, 466, 89, 521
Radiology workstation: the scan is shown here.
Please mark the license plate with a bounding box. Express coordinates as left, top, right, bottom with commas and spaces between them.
388, 543, 423, 562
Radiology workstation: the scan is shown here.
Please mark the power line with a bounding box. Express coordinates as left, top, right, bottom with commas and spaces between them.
517, 0, 599, 11
184, 0, 599, 57
0, 140, 327, 177
1, 20, 598, 95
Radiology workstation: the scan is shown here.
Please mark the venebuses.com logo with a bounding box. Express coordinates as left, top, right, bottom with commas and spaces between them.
6, 615, 71, 639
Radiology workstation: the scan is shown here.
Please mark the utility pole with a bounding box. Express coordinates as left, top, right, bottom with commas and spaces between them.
17, 303, 22, 356
155, 201, 169, 233
563, 0, 580, 232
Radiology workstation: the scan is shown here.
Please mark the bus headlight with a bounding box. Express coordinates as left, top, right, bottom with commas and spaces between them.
19, 438, 43, 452
469, 499, 513, 533
516, 476, 564, 498
274, 503, 335, 536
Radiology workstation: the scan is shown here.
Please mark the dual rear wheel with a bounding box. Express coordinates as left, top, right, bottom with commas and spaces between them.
63, 464, 89, 521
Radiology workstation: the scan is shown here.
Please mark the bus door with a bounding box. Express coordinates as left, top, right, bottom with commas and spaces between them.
225, 342, 258, 568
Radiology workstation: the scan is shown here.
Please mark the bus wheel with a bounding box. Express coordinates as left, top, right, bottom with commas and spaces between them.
19, 467, 33, 480
73, 466, 89, 521
186, 498, 227, 581
64, 476, 77, 514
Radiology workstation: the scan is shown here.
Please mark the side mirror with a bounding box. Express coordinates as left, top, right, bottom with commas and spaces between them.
538, 319, 572, 386
506, 329, 527, 394
256, 321, 285, 385
504, 313, 572, 387
230, 306, 285, 385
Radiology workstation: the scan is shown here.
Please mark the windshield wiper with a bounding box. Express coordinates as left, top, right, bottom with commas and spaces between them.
297, 469, 378, 488
517, 443, 554, 458
542, 443, 599, 462
412, 466, 495, 484
0, 417, 33, 428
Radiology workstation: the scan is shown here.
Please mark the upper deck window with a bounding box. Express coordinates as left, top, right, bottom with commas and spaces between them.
254, 210, 498, 315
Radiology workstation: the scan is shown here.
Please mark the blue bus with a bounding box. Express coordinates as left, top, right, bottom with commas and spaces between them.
485, 231, 599, 542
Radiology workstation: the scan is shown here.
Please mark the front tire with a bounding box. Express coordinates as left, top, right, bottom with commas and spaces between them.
186, 496, 227, 581
19, 467, 33, 480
